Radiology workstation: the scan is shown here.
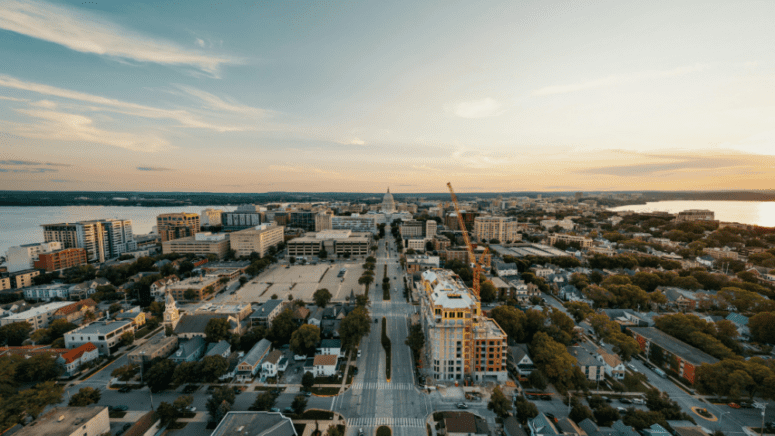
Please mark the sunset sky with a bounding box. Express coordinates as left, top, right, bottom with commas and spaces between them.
1, 0, 774, 193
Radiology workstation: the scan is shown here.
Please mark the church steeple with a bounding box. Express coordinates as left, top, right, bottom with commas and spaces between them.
163, 289, 180, 331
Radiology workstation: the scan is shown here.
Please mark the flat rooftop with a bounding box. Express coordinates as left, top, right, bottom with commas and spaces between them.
71, 320, 132, 335
16, 406, 107, 436
211, 411, 296, 436
629, 327, 719, 366
4, 301, 72, 319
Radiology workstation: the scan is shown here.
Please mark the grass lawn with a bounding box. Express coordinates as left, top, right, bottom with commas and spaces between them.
377, 426, 391, 436
309, 387, 341, 396
301, 410, 334, 420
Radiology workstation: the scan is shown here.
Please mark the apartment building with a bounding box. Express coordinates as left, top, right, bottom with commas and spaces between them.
201, 209, 224, 227
222, 205, 264, 231
426, 220, 437, 237
162, 232, 230, 259
42, 219, 135, 262
166, 276, 222, 301
540, 219, 575, 231
442, 248, 492, 268
23, 283, 72, 301
156, 213, 200, 242
6, 269, 41, 289
629, 327, 719, 385
473, 216, 523, 244
419, 268, 507, 382
676, 209, 715, 222
548, 234, 594, 249
16, 406, 109, 436
5, 242, 62, 272
445, 211, 478, 231
0, 301, 72, 330
401, 220, 425, 238
230, 224, 285, 258
33, 248, 88, 272
64, 320, 134, 356
286, 230, 372, 257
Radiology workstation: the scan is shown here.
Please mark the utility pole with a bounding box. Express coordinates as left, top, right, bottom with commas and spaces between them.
755, 402, 766, 436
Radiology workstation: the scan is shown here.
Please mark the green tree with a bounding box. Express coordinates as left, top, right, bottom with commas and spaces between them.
565, 302, 594, 323
327, 425, 344, 436
156, 402, 180, 426
109, 303, 123, 314
313, 288, 333, 308
172, 395, 193, 412
405, 324, 425, 357
268, 308, 298, 346
489, 305, 527, 342
205, 318, 232, 343
120, 331, 135, 346
514, 396, 538, 424
479, 281, 497, 303
48, 319, 77, 340
0, 322, 32, 346
569, 403, 594, 424
146, 359, 177, 392
594, 406, 620, 427
338, 306, 371, 350
111, 364, 139, 381
749, 312, 775, 344
16, 354, 63, 382
291, 395, 308, 414
68, 387, 101, 406
301, 372, 315, 391
206, 386, 236, 421
251, 391, 278, 411
200, 355, 230, 381
172, 361, 199, 385
487, 387, 511, 418
290, 325, 321, 357
530, 332, 579, 390
239, 326, 267, 352
528, 370, 547, 391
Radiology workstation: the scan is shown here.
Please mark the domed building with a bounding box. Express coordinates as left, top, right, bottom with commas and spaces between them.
381, 188, 396, 213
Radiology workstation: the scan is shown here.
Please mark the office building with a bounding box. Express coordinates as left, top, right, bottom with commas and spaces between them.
419, 269, 507, 382
426, 220, 437, 237
315, 212, 333, 231
289, 211, 316, 231
156, 213, 200, 242
5, 242, 62, 272
162, 232, 230, 259
166, 275, 223, 301
222, 204, 263, 231
127, 335, 179, 365
331, 214, 377, 234
33, 248, 88, 272
42, 219, 135, 262
548, 234, 594, 249
16, 406, 109, 436
0, 301, 72, 330
473, 217, 523, 243
5, 269, 41, 289
230, 224, 285, 258
64, 320, 134, 356
401, 220, 425, 238
286, 230, 372, 257
201, 208, 224, 227
445, 211, 478, 231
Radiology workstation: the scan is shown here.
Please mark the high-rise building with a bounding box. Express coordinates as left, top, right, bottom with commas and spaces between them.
315, 212, 333, 231
400, 220, 425, 238
201, 209, 224, 227
473, 216, 523, 243
230, 224, 285, 258
445, 211, 478, 231
42, 219, 135, 263
222, 204, 263, 231
289, 211, 315, 231
419, 268, 507, 382
332, 214, 377, 234
426, 220, 437, 237
5, 242, 62, 272
157, 213, 200, 242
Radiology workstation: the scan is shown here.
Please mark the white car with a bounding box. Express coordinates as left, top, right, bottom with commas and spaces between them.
294, 354, 307, 361
628, 363, 638, 372
357, 350, 362, 357
186, 406, 196, 412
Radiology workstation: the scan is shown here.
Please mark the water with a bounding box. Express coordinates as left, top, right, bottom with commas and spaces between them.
0, 205, 233, 256
609, 201, 775, 228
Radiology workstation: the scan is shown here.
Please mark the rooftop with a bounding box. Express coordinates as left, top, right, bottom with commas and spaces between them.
128, 335, 178, 358
313, 354, 338, 366
4, 301, 72, 319
16, 406, 107, 436
211, 411, 296, 436
175, 314, 235, 335
263, 349, 283, 365
253, 299, 284, 316
70, 320, 132, 335
444, 413, 477, 434
60, 342, 97, 364
629, 327, 719, 366
422, 269, 476, 309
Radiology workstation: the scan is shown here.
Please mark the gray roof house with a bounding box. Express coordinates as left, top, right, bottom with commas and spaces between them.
170, 336, 207, 363
236, 339, 271, 380
528, 413, 560, 436
211, 411, 296, 436
205, 340, 232, 358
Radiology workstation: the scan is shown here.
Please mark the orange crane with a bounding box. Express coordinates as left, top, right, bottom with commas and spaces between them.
447, 182, 489, 300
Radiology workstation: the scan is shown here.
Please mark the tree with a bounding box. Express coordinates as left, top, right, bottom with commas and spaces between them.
239, 326, 267, 352
405, 324, 425, 357
82, 310, 97, 323
695, 358, 775, 400
206, 386, 236, 421
289, 256, 296, 264
489, 305, 526, 342
156, 402, 180, 426
120, 331, 135, 346
594, 406, 621, 427
301, 372, 315, 391
565, 302, 594, 323
487, 386, 511, 418
313, 288, 333, 308
268, 308, 298, 346
291, 395, 308, 414
172, 395, 193, 412
0, 322, 32, 346
109, 303, 123, 314
514, 396, 538, 424
112, 364, 139, 381
570, 403, 594, 424
749, 312, 775, 344
546, 309, 575, 345
68, 387, 101, 406
16, 354, 63, 382
528, 370, 547, 391
327, 425, 344, 436
251, 391, 278, 411
338, 306, 371, 350
530, 332, 580, 391
319, 247, 328, 259
146, 359, 176, 392
205, 318, 232, 343
480, 281, 497, 303
290, 325, 321, 357
200, 355, 229, 381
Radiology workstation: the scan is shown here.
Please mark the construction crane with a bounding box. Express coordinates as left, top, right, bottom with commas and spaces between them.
447, 182, 489, 300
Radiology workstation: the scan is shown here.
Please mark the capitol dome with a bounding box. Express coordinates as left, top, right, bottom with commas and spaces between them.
381, 188, 396, 213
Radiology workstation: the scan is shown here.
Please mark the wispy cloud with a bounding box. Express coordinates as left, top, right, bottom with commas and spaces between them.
0, 95, 27, 102
533, 64, 706, 96
137, 166, 173, 171
14, 109, 171, 153
450, 98, 503, 118
578, 153, 775, 177
30, 100, 57, 109
176, 85, 267, 117
0, 167, 57, 173
0, 159, 71, 167
349, 138, 365, 145
0, 0, 238, 75
412, 164, 441, 171
269, 165, 340, 176
0, 74, 250, 132
450, 148, 508, 168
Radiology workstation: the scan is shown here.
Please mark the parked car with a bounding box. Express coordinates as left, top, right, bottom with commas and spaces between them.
305, 391, 312, 397
294, 354, 307, 361
118, 387, 131, 393
729, 403, 741, 409
619, 398, 632, 404
632, 398, 645, 405
601, 396, 612, 403
186, 406, 196, 412
457, 403, 468, 409
627, 364, 638, 372
270, 407, 280, 412
115, 405, 128, 411
357, 350, 362, 357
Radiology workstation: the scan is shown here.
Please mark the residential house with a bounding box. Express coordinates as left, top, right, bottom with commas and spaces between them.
629, 327, 719, 385
174, 313, 241, 339
555, 418, 585, 436
170, 336, 207, 363
68, 278, 111, 300
0, 301, 74, 330
261, 349, 284, 377
250, 300, 285, 327
127, 335, 178, 365
569, 344, 605, 382
292, 306, 311, 325
695, 256, 714, 268
210, 411, 296, 436
219, 352, 241, 381
528, 413, 560, 436
52, 299, 98, 323
307, 307, 324, 327
641, 424, 672, 436
507, 344, 536, 378
318, 339, 343, 358
236, 339, 271, 381
150, 275, 180, 301
320, 319, 341, 339
205, 340, 231, 358
309, 354, 338, 376
657, 287, 698, 311
725, 313, 749, 338
445, 413, 490, 436
57, 342, 99, 376
503, 416, 528, 436
114, 307, 146, 328
494, 262, 519, 277
597, 349, 625, 380
490, 277, 515, 300
601, 309, 654, 328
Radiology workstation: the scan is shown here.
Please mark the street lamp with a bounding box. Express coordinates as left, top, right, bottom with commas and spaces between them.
754, 402, 767, 436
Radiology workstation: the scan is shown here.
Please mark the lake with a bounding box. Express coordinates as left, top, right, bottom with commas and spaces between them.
609, 201, 775, 228
0, 205, 233, 256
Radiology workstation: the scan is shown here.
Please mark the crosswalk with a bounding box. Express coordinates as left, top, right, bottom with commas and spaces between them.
351, 382, 414, 391
346, 418, 425, 428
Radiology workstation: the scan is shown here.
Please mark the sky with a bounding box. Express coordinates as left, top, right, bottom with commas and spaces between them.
1, 0, 775, 193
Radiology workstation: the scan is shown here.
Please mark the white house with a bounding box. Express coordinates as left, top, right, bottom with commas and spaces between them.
261, 350, 284, 377
307, 307, 325, 328
317, 339, 343, 358
508, 345, 535, 378
57, 342, 100, 376
310, 354, 338, 377
596, 349, 625, 380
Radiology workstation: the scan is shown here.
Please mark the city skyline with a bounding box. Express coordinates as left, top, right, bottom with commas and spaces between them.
2, 0, 775, 192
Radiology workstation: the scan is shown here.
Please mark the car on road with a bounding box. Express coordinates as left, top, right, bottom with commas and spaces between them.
305, 391, 312, 397
359, 428, 364, 436
619, 398, 632, 404
627, 364, 638, 372
541, 395, 552, 401
357, 350, 362, 357
456, 403, 468, 409
270, 408, 280, 412
284, 407, 294, 413
601, 396, 612, 403
118, 386, 131, 393
294, 354, 307, 361
632, 398, 645, 405
728, 403, 741, 409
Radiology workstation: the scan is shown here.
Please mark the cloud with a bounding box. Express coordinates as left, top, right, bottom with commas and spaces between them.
0, 74, 250, 132
196, 38, 206, 48
30, 100, 57, 109
269, 165, 339, 176
349, 138, 365, 145
412, 164, 441, 171
0, 0, 237, 75
450, 98, 503, 118
0, 167, 57, 173
0, 95, 27, 102
176, 85, 267, 117
0, 159, 71, 166
14, 109, 171, 152
137, 166, 173, 171
533, 64, 706, 96
450, 148, 508, 168
578, 153, 775, 177
50, 179, 80, 183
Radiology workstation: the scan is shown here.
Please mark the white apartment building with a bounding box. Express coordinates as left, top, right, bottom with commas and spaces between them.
426, 220, 437, 237
332, 214, 377, 234
5, 242, 62, 273
419, 269, 508, 382
401, 220, 425, 239
23, 284, 72, 301
540, 219, 576, 231
64, 320, 134, 355
42, 219, 135, 262
201, 209, 224, 226
230, 224, 285, 258
548, 234, 594, 249
473, 216, 523, 243
0, 301, 73, 330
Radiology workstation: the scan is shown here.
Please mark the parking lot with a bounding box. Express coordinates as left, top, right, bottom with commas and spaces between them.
233, 262, 367, 304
